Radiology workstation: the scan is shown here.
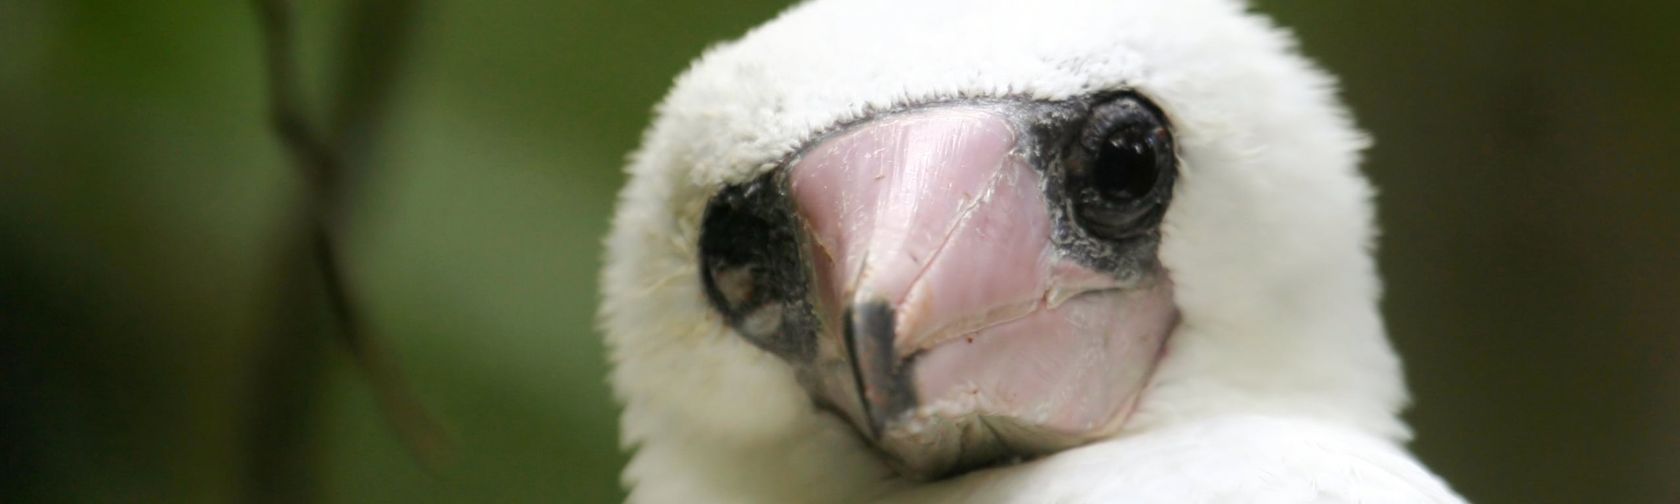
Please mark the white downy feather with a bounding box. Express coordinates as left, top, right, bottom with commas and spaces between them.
600, 0, 1465, 501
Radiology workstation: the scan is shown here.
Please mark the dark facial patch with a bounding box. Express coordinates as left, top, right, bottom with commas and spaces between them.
1039, 93, 1177, 278
697, 171, 820, 360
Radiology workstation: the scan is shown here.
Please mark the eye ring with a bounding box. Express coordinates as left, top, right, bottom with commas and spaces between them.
1066, 94, 1176, 242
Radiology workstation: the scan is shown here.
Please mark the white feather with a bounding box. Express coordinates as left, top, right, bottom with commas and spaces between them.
599, 0, 1464, 501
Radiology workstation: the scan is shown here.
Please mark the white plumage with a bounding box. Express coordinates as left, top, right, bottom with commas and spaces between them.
600, 0, 1466, 501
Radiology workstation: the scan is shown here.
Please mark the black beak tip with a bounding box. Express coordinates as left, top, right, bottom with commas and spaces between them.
843, 300, 918, 437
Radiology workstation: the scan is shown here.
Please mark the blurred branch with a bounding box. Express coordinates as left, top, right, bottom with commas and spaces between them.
252, 0, 342, 200
246, 0, 441, 501
330, 0, 420, 165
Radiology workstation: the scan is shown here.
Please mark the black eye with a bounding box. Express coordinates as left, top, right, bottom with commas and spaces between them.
697, 172, 818, 360
1066, 95, 1176, 241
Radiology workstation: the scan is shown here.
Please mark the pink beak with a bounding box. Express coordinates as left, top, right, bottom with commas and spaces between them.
787, 106, 1177, 476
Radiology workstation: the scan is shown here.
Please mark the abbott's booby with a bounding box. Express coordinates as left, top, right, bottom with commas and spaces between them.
600, 0, 1465, 501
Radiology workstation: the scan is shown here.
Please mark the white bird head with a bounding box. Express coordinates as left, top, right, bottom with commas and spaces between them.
601, 0, 1410, 500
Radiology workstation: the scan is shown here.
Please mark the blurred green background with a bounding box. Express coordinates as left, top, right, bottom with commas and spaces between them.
1, 1, 1674, 502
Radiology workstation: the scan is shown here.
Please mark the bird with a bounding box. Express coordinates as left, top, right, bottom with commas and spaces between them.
598, 0, 1466, 502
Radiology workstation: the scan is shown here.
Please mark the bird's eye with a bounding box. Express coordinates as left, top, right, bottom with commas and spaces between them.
699, 179, 789, 328
1066, 95, 1176, 242
697, 173, 817, 360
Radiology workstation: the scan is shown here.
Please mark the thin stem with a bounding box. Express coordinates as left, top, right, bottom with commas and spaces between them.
245, 0, 444, 500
